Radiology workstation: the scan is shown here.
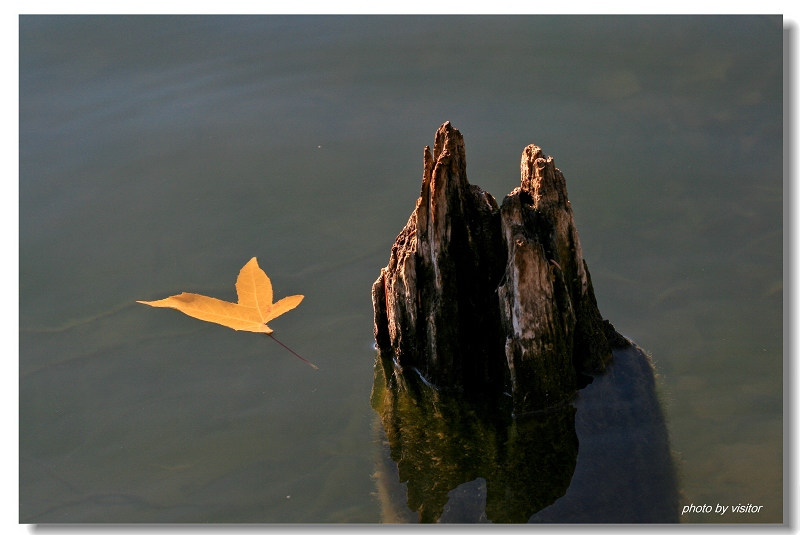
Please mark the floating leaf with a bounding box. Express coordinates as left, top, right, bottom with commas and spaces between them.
139, 258, 316, 368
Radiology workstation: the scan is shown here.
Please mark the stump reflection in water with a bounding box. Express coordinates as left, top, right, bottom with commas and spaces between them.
370, 353, 578, 523
371, 343, 681, 523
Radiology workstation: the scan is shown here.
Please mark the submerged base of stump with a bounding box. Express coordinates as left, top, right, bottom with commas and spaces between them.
371, 343, 680, 523
372, 122, 628, 414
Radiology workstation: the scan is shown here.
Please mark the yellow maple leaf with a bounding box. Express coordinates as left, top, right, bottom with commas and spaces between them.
138, 257, 316, 369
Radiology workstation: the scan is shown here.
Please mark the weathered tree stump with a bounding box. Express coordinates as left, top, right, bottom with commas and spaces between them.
373, 122, 626, 414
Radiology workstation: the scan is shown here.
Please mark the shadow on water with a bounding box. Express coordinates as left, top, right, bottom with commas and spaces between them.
371, 343, 680, 523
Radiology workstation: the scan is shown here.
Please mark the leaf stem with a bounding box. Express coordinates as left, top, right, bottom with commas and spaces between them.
267, 334, 319, 370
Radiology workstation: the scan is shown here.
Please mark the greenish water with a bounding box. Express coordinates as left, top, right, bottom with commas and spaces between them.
19, 15, 783, 523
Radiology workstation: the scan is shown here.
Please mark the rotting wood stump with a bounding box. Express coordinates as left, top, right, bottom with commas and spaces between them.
372, 122, 627, 414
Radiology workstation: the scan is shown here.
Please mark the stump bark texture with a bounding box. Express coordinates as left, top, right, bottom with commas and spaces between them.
373, 122, 623, 413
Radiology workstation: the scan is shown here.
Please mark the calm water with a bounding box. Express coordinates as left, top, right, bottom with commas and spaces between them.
19, 15, 783, 523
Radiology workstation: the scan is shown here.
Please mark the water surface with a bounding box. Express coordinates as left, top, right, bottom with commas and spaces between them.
19, 15, 783, 523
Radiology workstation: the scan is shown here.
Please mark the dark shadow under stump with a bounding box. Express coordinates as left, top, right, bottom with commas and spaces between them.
371, 343, 680, 523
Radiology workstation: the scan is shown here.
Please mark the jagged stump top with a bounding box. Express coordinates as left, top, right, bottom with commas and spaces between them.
373, 122, 625, 414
